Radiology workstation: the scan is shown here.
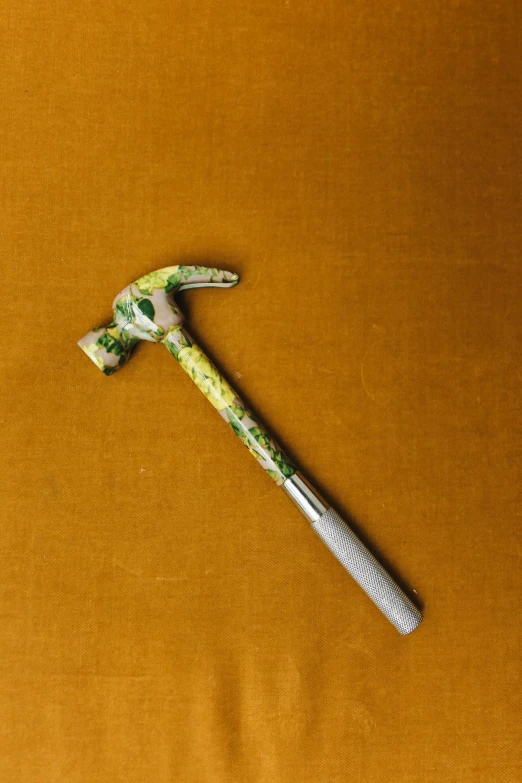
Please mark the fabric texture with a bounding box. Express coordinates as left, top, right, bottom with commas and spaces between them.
1, 1, 520, 781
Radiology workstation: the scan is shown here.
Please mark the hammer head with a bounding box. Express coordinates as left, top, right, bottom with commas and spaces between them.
78, 265, 239, 374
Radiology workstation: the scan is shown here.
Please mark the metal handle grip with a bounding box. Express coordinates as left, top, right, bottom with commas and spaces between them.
313, 508, 422, 634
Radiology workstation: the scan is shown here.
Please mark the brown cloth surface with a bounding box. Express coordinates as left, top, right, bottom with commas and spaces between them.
1, 2, 521, 781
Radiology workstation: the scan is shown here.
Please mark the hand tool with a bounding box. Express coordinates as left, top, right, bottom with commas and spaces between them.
79, 265, 422, 634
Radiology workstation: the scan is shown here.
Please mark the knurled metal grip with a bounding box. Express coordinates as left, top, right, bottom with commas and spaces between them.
283, 474, 422, 634
313, 508, 422, 634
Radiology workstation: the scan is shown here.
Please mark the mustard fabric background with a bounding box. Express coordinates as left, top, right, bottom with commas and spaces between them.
1, 2, 520, 781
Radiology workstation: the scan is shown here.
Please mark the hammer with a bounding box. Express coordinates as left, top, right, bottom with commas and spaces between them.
79, 264, 422, 634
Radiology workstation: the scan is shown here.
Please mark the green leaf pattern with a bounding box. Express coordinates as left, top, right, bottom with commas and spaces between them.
79, 265, 237, 374
79, 264, 295, 483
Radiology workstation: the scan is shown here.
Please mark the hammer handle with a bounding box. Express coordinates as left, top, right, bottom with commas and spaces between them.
163, 326, 422, 634
163, 326, 296, 485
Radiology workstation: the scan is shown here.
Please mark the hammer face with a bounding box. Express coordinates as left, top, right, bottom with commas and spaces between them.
77, 284, 169, 374
78, 324, 132, 375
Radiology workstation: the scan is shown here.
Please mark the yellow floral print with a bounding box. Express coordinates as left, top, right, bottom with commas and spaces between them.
135, 268, 178, 295
177, 344, 236, 410
79, 263, 296, 483
82, 340, 105, 370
